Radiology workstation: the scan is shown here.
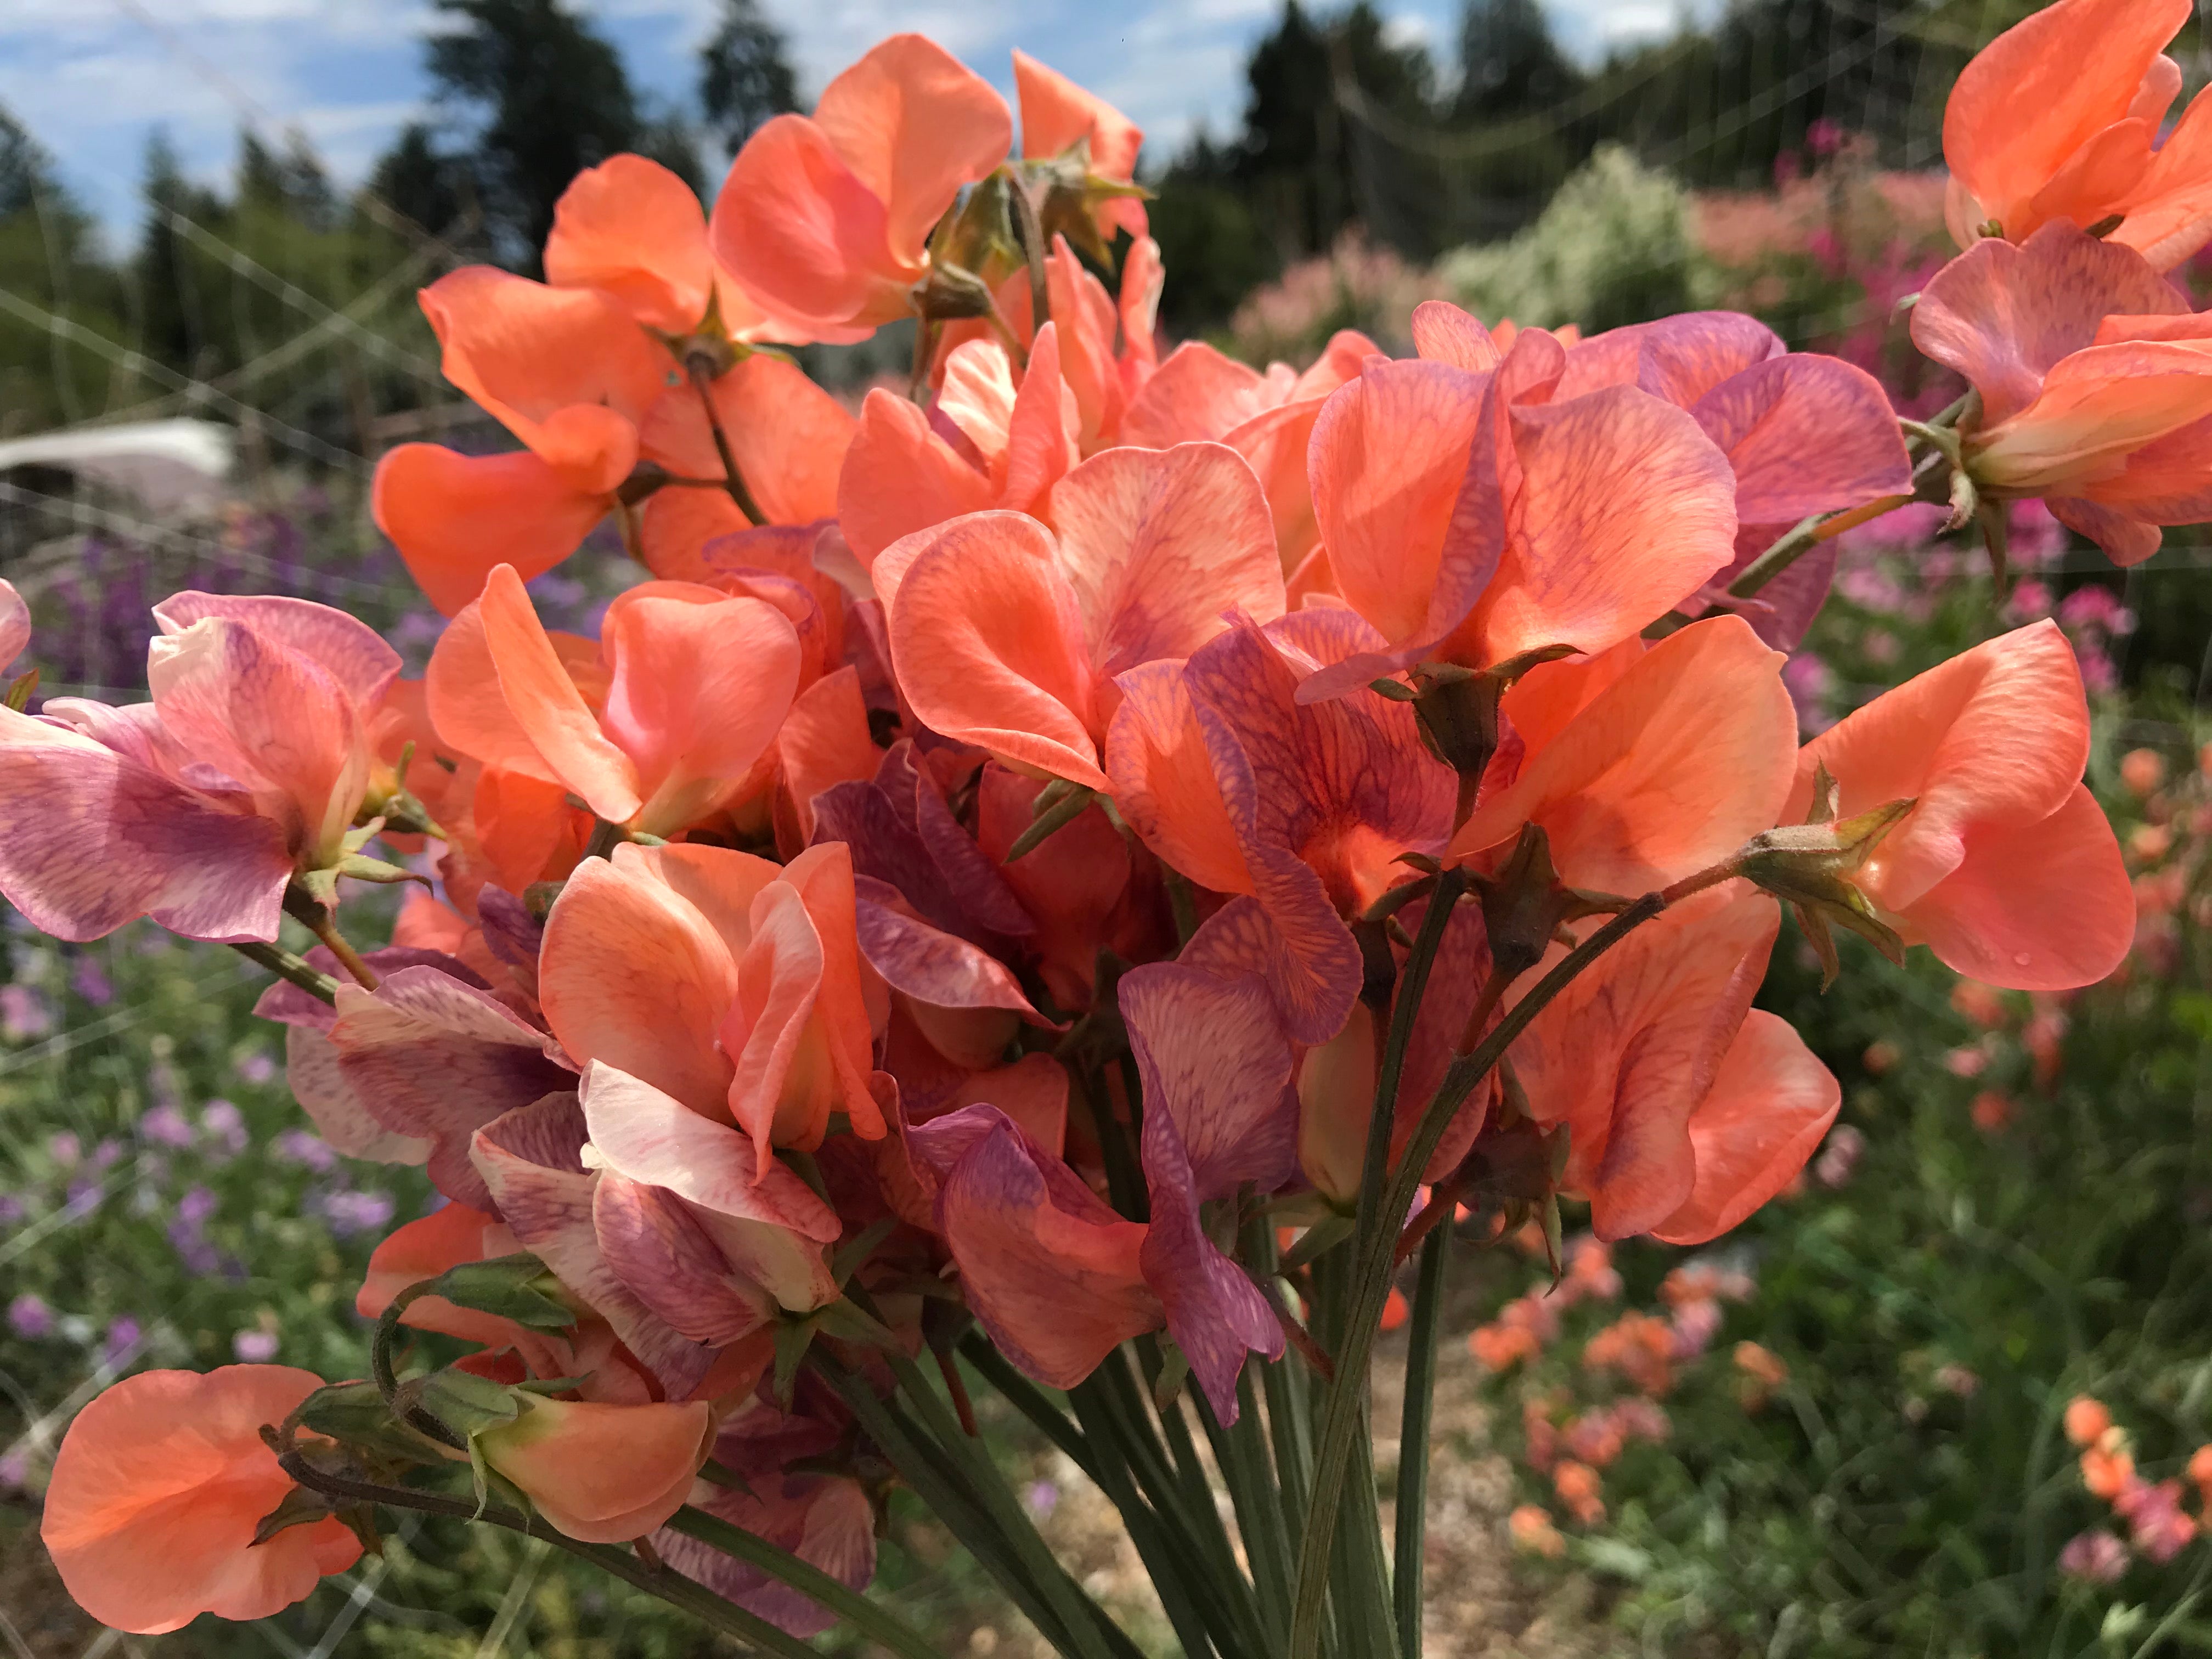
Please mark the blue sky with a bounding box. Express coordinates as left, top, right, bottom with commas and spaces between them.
0, 0, 1708, 252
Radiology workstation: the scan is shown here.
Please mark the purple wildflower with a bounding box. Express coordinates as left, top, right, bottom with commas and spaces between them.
233, 1329, 280, 1363
199, 1100, 247, 1161
7, 1293, 52, 1338
320, 1189, 397, 1238
139, 1104, 194, 1148
46, 1131, 80, 1169
0, 984, 51, 1041
68, 956, 113, 1006
236, 1052, 278, 1086
274, 1128, 338, 1172
103, 1317, 140, 1367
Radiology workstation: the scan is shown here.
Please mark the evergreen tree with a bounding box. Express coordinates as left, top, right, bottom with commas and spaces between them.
424, 0, 642, 269
699, 0, 800, 157
1455, 0, 1579, 122
365, 122, 475, 246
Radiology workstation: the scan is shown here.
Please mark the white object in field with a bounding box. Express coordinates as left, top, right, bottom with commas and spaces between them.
0, 419, 235, 514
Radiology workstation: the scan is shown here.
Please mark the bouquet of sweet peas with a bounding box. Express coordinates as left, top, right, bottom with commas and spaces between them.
7, 0, 2205, 1650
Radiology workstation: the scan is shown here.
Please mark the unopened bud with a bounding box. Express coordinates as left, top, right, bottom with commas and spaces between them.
1735, 769, 1914, 986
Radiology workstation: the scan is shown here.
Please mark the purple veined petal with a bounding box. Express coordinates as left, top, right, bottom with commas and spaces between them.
1120, 960, 1296, 1199
151, 591, 403, 711
591, 1172, 783, 1346
474, 885, 546, 981
0, 703, 291, 943
655, 1452, 875, 1639
1396, 894, 1499, 1180
1690, 356, 1911, 527
471, 1094, 716, 1400
578, 1061, 842, 1242
0, 579, 26, 674
933, 1109, 1160, 1390
812, 779, 976, 940
1137, 1098, 1282, 1423
328, 964, 575, 1211
1564, 312, 1784, 407
252, 945, 488, 1028
278, 1024, 435, 1165
1695, 523, 1842, 652
898, 747, 1035, 938
852, 882, 1052, 1021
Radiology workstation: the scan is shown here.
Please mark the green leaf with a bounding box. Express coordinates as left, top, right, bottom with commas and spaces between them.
250, 1483, 341, 1546
421, 1253, 575, 1331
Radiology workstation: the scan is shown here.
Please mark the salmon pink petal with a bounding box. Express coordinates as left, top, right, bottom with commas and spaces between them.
579, 1060, 841, 1239
1651, 1012, 1841, 1245
1308, 357, 1491, 647
599, 584, 802, 833
325, 966, 573, 1211
146, 616, 368, 863
420, 266, 668, 442
1120, 340, 1271, 447
1497, 637, 1646, 760
639, 354, 856, 524
2110, 86, 2212, 269
374, 443, 606, 617
151, 592, 398, 710
1971, 340, 2212, 490
1623, 313, 1784, 407
1910, 223, 2190, 424
1002, 320, 1080, 511
1104, 659, 1252, 895
1792, 619, 2092, 911
943, 1052, 1070, 1156
937, 338, 1019, 458
772, 842, 884, 1135
539, 846, 763, 1116
1045, 243, 1130, 451
886, 511, 1105, 787
1223, 395, 1332, 572
357, 1201, 521, 1345
1451, 616, 1797, 893
723, 883, 834, 1158
933, 1108, 1160, 1389
42, 1367, 361, 1635
1052, 441, 1282, 675
712, 115, 903, 342
1943, 0, 2188, 239
1412, 300, 1505, 372
1690, 356, 1910, 523
1900, 782, 2132, 990
545, 154, 714, 332
837, 388, 995, 565
1465, 386, 1737, 665
1015, 49, 1142, 192
1510, 888, 1779, 1239
2046, 495, 2166, 565
0, 706, 290, 943
637, 487, 750, 584
478, 1395, 711, 1543
780, 665, 880, 841
1120, 235, 1164, 379
471, 1096, 718, 1399
811, 34, 1012, 269
478, 564, 641, 822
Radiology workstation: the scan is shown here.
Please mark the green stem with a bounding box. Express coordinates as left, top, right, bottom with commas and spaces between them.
1392, 1226, 1451, 1658
957, 1335, 1103, 1482
1203, 1372, 1296, 1649
274, 1454, 822, 1658
231, 940, 341, 1006
1288, 891, 1667, 1659
662, 1504, 943, 1659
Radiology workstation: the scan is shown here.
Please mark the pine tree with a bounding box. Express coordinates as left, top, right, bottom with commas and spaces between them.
699, 0, 800, 157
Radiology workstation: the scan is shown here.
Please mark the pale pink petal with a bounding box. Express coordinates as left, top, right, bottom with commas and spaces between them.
1119, 341, 1271, 447
1411, 300, 1505, 372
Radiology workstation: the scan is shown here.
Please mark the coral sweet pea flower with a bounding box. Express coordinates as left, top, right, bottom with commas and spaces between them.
42, 1366, 363, 1634
373, 266, 673, 614
0, 592, 398, 942
1788, 619, 2134, 990
837, 324, 1081, 565
1448, 616, 1801, 894
1302, 335, 1740, 696
1911, 221, 2212, 565
1413, 304, 1911, 647
1509, 887, 1839, 1240
539, 842, 883, 1161
1015, 50, 1146, 240
427, 563, 802, 839
1943, 0, 2212, 270
878, 439, 1282, 791
1108, 609, 1457, 1042
476, 1393, 713, 1543
1122, 329, 1377, 573
711, 34, 1012, 344
544, 153, 776, 340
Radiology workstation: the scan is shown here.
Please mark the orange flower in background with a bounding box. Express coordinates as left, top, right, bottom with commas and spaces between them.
2066, 1395, 2115, 1446
1508, 1503, 1567, 1557
1790, 620, 2135, 990
1943, 0, 2212, 270
41, 1367, 362, 1634
1551, 1458, 1605, 1525
711, 34, 1012, 343
1912, 222, 2212, 566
